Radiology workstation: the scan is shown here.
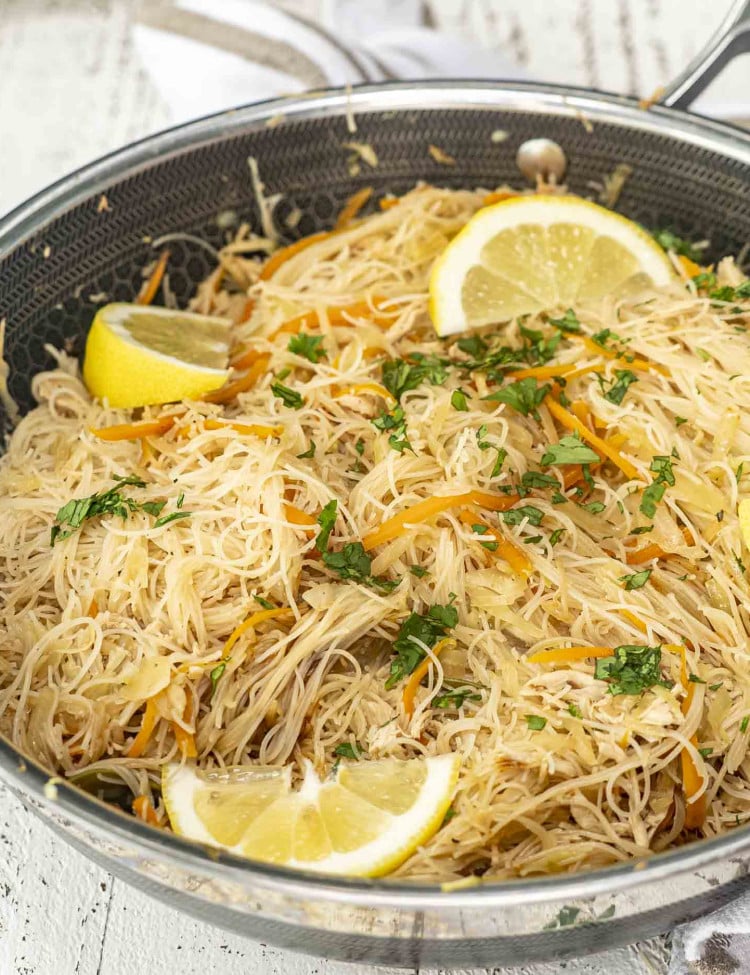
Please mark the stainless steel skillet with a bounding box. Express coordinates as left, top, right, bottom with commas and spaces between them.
0, 4, 749, 969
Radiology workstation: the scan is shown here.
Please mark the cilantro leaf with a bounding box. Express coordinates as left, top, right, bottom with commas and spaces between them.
521, 471, 559, 490
386, 604, 459, 688
594, 645, 670, 696
51, 475, 149, 544
316, 499, 338, 552
271, 380, 305, 409
297, 441, 316, 459
579, 500, 605, 514
254, 594, 275, 610
650, 455, 675, 486
484, 378, 551, 417
603, 369, 638, 405
372, 405, 412, 453
209, 662, 226, 699
541, 434, 600, 467
333, 742, 364, 760
692, 271, 717, 290
567, 703, 582, 718
548, 309, 582, 333
457, 335, 488, 358
549, 528, 565, 546
381, 354, 448, 401
652, 229, 703, 263
525, 714, 547, 730
433, 687, 481, 709
322, 542, 398, 592
451, 388, 469, 411
410, 565, 428, 578
620, 569, 652, 590
640, 481, 666, 518
153, 510, 193, 528
288, 332, 326, 363
501, 505, 544, 527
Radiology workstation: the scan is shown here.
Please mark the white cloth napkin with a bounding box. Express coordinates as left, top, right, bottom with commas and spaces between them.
131, 4, 750, 972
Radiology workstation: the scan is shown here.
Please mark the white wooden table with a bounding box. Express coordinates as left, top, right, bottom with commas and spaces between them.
0, 1, 743, 972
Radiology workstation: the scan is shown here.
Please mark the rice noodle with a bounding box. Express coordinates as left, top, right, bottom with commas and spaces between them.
0, 185, 749, 882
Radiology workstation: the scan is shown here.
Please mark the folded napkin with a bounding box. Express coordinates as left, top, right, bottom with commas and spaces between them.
131, 5, 750, 972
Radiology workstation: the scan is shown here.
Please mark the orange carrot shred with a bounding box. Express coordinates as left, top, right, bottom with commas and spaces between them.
528, 646, 615, 664
283, 503, 317, 533
203, 354, 270, 405
92, 416, 178, 441
483, 191, 519, 206
86, 597, 98, 618
625, 542, 667, 564
269, 298, 394, 341
133, 795, 160, 826
677, 644, 707, 828
260, 231, 331, 281
545, 396, 640, 481
230, 346, 264, 370
127, 697, 159, 758
458, 509, 531, 577
221, 607, 293, 661
172, 692, 197, 758
619, 609, 648, 633
335, 186, 373, 229
402, 638, 455, 718
379, 196, 399, 210
201, 419, 282, 438
136, 249, 170, 306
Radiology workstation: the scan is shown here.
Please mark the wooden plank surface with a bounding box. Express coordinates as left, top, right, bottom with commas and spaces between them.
0, 1, 744, 972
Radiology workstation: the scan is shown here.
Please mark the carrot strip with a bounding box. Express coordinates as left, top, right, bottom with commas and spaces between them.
571, 335, 670, 377
201, 419, 282, 438
507, 363, 582, 382
545, 396, 640, 481
172, 692, 197, 759
260, 232, 331, 281
483, 191, 519, 206
379, 196, 399, 210
237, 297, 255, 323
132, 795, 160, 826
127, 697, 159, 758
678, 255, 703, 279
333, 382, 395, 403
230, 346, 264, 371
362, 490, 519, 551
335, 186, 373, 229
270, 298, 394, 341
528, 646, 615, 664
458, 509, 531, 576
136, 250, 170, 306
92, 416, 178, 441
625, 542, 667, 564
402, 638, 455, 718
221, 607, 292, 661
619, 609, 648, 633
284, 503, 317, 534
86, 597, 98, 618
203, 354, 270, 405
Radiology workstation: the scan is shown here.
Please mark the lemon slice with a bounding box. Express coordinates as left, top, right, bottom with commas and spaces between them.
83, 303, 232, 408
429, 195, 674, 336
162, 754, 460, 877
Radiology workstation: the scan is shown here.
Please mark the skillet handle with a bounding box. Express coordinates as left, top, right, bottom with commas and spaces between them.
660, 0, 750, 110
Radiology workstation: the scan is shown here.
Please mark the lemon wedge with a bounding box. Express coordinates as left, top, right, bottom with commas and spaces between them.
83, 303, 232, 408
162, 754, 460, 877
429, 195, 674, 336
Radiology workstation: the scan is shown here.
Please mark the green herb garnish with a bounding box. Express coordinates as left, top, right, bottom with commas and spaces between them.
410, 565, 428, 578
652, 229, 703, 262
297, 441, 316, 459
333, 742, 364, 760
386, 603, 459, 688
594, 645, 670, 696
484, 377, 550, 418
603, 369, 638, 406
253, 595, 275, 610
620, 568, 652, 590
548, 309, 582, 333
322, 542, 398, 592
51, 475, 150, 544
271, 380, 305, 409
432, 687, 481, 709
382, 354, 448, 401
288, 332, 325, 363
153, 510, 193, 529
209, 662, 226, 698
541, 433, 600, 467
451, 389, 469, 411
567, 704, 582, 718
525, 714, 547, 731
372, 405, 412, 453
501, 505, 544, 527
316, 499, 338, 551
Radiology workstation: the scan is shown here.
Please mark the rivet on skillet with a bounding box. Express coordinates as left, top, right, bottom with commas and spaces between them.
516, 138, 567, 184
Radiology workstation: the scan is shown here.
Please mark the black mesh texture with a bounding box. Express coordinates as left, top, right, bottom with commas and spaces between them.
1, 105, 748, 429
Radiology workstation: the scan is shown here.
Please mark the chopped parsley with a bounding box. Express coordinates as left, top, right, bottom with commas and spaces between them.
548, 309, 582, 333
688, 674, 705, 684
484, 377, 550, 418
709, 682, 724, 691
520, 471, 559, 491
333, 742, 364, 760
355, 439, 365, 456
297, 441, 316, 459
674, 416, 688, 427
209, 662, 226, 698
322, 542, 398, 592
640, 455, 675, 518
470, 524, 498, 551
51, 475, 152, 544
457, 335, 488, 358
525, 714, 547, 731
541, 434, 600, 467
567, 703, 582, 718
153, 510, 193, 529
549, 528, 565, 546
409, 565, 428, 578
372, 405, 411, 453
594, 645, 671, 696
432, 686, 482, 709
620, 568, 652, 590
501, 505, 544, 527
271, 380, 305, 409
742, 716, 749, 734
736, 462, 744, 484
692, 271, 717, 290
652, 229, 704, 263
386, 603, 459, 688
381, 354, 448, 401
451, 388, 469, 411
551, 490, 568, 505
630, 525, 653, 535
253, 594, 275, 610
316, 499, 338, 551
287, 332, 326, 363
602, 369, 638, 406
579, 500, 605, 514
710, 281, 750, 302
698, 747, 713, 759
